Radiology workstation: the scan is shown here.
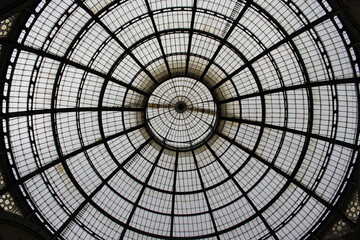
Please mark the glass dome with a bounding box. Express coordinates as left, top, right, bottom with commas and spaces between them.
0, 0, 359, 239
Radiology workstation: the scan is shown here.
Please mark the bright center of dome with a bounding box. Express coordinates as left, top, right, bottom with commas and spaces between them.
146, 77, 217, 150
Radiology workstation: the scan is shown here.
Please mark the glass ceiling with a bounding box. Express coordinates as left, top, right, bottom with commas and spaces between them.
0, 0, 359, 239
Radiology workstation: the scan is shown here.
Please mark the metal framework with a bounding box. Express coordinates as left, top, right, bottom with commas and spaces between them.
0, 0, 359, 239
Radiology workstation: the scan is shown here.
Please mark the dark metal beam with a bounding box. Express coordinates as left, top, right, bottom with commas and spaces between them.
210, 9, 342, 91
185, 0, 197, 76
144, 0, 172, 78
54, 138, 152, 237
119, 146, 165, 240
74, 0, 159, 86
219, 117, 360, 151
109, 78, 150, 96
191, 149, 220, 240
0, 123, 146, 196
199, 0, 251, 81
205, 142, 279, 240
218, 77, 360, 104
0, 39, 150, 97
1, 106, 145, 119
214, 131, 357, 228
170, 150, 179, 238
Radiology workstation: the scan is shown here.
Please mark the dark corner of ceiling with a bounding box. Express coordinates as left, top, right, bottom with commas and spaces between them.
330, 0, 360, 50
0, 0, 34, 22
0, 211, 50, 240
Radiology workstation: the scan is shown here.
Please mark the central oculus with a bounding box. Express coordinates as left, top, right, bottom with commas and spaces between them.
174, 101, 187, 113
146, 77, 218, 150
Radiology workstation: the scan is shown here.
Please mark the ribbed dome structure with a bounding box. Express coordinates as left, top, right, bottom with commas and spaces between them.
0, 0, 359, 239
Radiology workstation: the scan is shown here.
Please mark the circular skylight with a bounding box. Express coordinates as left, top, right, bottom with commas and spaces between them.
0, 0, 359, 239
147, 77, 217, 150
